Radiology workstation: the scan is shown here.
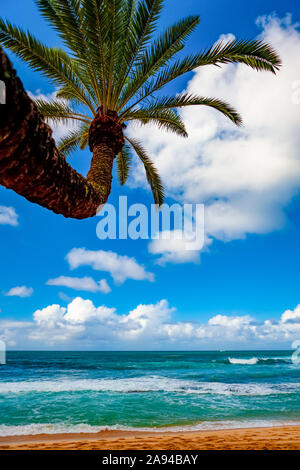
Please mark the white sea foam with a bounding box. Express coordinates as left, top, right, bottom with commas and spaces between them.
0, 377, 187, 394
228, 356, 292, 365
1, 419, 300, 437
0, 376, 299, 396
228, 357, 258, 365
260, 356, 291, 362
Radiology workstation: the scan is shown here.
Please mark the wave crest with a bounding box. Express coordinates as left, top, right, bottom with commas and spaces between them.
228, 357, 258, 365
1, 419, 300, 436
0, 377, 299, 396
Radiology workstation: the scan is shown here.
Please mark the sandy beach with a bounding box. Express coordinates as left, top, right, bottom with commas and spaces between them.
0, 426, 300, 450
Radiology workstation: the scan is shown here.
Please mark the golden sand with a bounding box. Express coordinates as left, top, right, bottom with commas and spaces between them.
1, 426, 300, 450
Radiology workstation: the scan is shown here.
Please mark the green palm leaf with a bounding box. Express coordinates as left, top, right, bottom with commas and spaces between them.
78, 121, 90, 150
117, 15, 200, 110
125, 108, 188, 137
57, 122, 90, 158
123, 93, 242, 125
203, 39, 281, 72
0, 18, 96, 113
125, 136, 164, 206
34, 98, 92, 124
57, 130, 82, 157
55, 84, 87, 107
129, 0, 163, 60
116, 144, 132, 185
112, 0, 136, 89
124, 38, 281, 111
113, 0, 163, 104
36, 0, 101, 105
105, 0, 127, 109
35, 0, 84, 55
80, 0, 107, 104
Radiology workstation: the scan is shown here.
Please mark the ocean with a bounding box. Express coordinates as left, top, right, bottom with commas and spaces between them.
0, 350, 300, 436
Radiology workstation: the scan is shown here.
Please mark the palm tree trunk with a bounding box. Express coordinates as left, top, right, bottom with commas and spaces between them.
0, 46, 112, 219
86, 143, 115, 202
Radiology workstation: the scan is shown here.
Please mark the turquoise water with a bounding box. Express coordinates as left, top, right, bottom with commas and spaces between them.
0, 350, 300, 436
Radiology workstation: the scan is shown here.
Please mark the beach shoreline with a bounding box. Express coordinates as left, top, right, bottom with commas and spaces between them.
1, 425, 300, 450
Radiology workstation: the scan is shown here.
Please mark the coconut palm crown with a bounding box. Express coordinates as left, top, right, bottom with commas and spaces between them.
0, 0, 281, 207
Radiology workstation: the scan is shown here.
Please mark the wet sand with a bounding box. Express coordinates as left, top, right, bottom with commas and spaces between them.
1, 425, 300, 450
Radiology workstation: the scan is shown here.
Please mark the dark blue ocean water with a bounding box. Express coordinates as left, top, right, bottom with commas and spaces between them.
0, 350, 300, 436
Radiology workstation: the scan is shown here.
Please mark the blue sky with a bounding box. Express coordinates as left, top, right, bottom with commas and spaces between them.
1, 0, 300, 350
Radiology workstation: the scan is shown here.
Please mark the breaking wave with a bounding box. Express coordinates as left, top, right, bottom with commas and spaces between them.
1, 419, 300, 436
228, 357, 258, 365
0, 376, 299, 396
228, 356, 292, 365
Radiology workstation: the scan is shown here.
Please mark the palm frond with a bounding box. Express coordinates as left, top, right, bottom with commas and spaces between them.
202, 39, 281, 72
117, 15, 200, 110
41, 0, 85, 55
35, 0, 83, 54
79, 125, 90, 150
0, 18, 96, 114
131, 0, 163, 59
123, 93, 242, 125
36, 0, 101, 105
81, 0, 109, 105
116, 144, 132, 185
34, 98, 92, 124
125, 38, 281, 111
35, 0, 66, 36
57, 130, 82, 158
125, 108, 188, 137
125, 136, 164, 206
105, 0, 127, 109
55, 84, 88, 107
113, 0, 163, 105
57, 122, 90, 158
47, 0, 87, 54
111, 0, 136, 99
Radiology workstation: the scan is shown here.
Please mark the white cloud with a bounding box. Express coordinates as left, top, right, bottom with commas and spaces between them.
2, 298, 300, 349
34, 304, 66, 327
281, 305, 300, 323
148, 228, 210, 265
208, 314, 253, 327
47, 276, 111, 294
0, 206, 18, 226
66, 248, 154, 284
126, 15, 300, 261
5, 286, 33, 298
148, 231, 200, 264
120, 299, 175, 339
33, 297, 116, 328
63, 297, 116, 325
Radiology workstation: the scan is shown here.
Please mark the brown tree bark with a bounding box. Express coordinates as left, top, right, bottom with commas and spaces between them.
87, 144, 115, 202
0, 46, 116, 219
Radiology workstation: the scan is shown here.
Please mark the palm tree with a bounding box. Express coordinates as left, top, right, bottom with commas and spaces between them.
0, 0, 281, 219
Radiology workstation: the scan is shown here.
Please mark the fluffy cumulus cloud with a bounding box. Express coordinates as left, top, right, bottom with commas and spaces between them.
0, 206, 18, 226
66, 248, 154, 284
2, 298, 300, 349
5, 286, 33, 298
281, 305, 300, 323
126, 15, 300, 262
46, 276, 111, 294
